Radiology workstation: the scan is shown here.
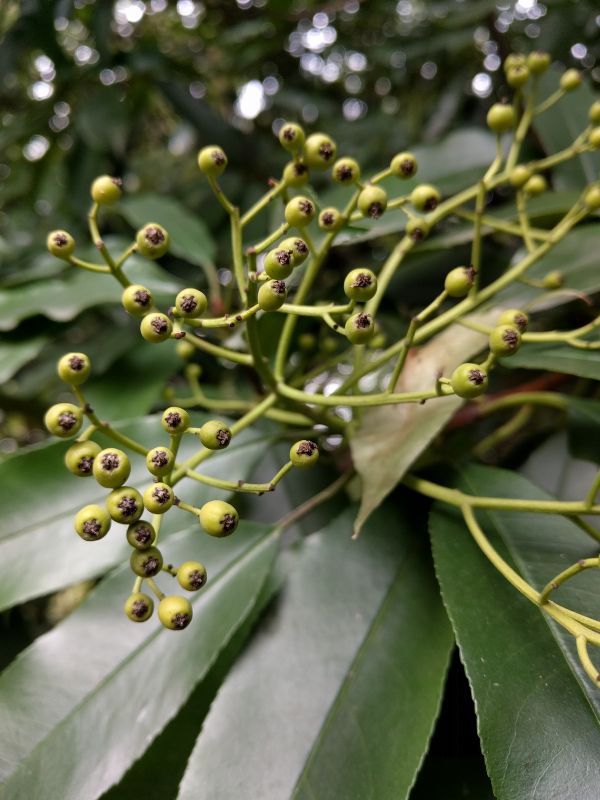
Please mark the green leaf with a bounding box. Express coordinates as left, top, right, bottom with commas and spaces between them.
505, 342, 600, 379
0, 336, 47, 382
430, 465, 600, 800
0, 521, 278, 800
177, 504, 454, 800
567, 396, 600, 463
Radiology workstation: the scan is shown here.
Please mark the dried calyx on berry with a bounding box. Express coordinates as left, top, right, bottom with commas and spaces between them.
290, 439, 319, 468
136, 223, 169, 259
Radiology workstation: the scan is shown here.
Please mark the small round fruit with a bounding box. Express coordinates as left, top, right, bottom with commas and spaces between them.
542, 270, 563, 289
504, 54, 526, 72
65, 440, 102, 477
136, 223, 169, 259
524, 174, 547, 196
410, 184, 441, 212
584, 185, 600, 210
320, 336, 338, 355
176, 340, 195, 359
450, 363, 489, 399
284, 196, 316, 228
47, 230, 75, 259
107, 486, 144, 524
93, 447, 131, 488
405, 217, 429, 241
345, 312, 375, 344
57, 352, 91, 385
506, 64, 529, 88
486, 103, 516, 134
197, 145, 227, 176
278, 122, 305, 152
444, 265, 476, 298
258, 280, 287, 311
158, 595, 193, 630
560, 69, 581, 92
298, 332, 316, 352
390, 151, 417, 179
175, 288, 207, 318
318, 207, 343, 231
130, 546, 163, 578
264, 246, 294, 280
589, 101, 600, 125
289, 440, 319, 468
198, 500, 239, 538
91, 175, 122, 205
588, 128, 600, 149
140, 313, 172, 343
279, 237, 309, 265
343, 268, 377, 302
304, 132, 336, 169
127, 520, 157, 550
143, 482, 174, 514
498, 309, 528, 332
283, 160, 309, 187
161, 407, 190, 433
44, 403, 82, 438
177, 561, 207, 592
358, 185, 388, 218
199, 419, 232, 450
121, 284, 153, 316
527, 51, 551, 75
489, 325, 521, 357
332, 157, 360, 184
146, 446, 175, 477
124, 592, 154, 622
74, 504, 111, 541
509, 165, 532, 188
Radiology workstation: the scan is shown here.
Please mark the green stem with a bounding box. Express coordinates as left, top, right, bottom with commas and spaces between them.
241, 179, 287, 227
184, 334, 253, 366
68, 256, 111, 274
184, 461, 292, 494
539, 557, 599, 605
182, 304, 259, 329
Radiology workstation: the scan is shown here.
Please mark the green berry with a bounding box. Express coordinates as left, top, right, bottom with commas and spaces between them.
524, 174, 547, 196
47, 230, 75, 259
176, 340, 196, 359
542, 270, 563, 289
57, 352, 91, 386
121, 284, 153, 316
304, 132, 337, 170
343, 268, 377, 302
64, 440, 101, 477
509, 165, 532, 188
197, 145, 227, 176
345, 312, 375, 344
283, 160, 309, 187
258, 280, 287, 311
140, 313, 172, 343
506, 64, 529, 88
107, 486, 144, 524
143, 482, 175, 514
584, 185, 600, 210
127, 520, 157, 550
158, 595, 193, 630
177, 560, 207, 592
284, 196, 317, 228
74, 504, 111, 541
588, 128, 600, 149
390, 151, 417, 179
450, 363, 488, 399
358, 184, 388, 218
91, 175, 122, 205
560, 69, 581, 92
405, 217, 429, 241
161, 406, 190, 433
486, 103, 516, 134
504, 54, 526, 72
527, 51, 551, 75
320, 336, 338, 355
264, 247, 294, 280
44, 403, 83, 438
198, 419, 232, 450
298, 332, 316, 352
289, 439, 319, 468
589, 101, 600, 125
198, 500, 239, 537
410, 184, 441, 212
279, 236, 309, 265
332, 157, 360, 184
175, 288, 207, 318
318, 207, 343, 231
93, 447, 131, 488
498, 309, 528, 332
146, 446, 175, 477
489, 325, 521, 357
124, 592, 154, 622
136, 223, 169, 259
130, 546, 163, 578
278, 122, 305, 152
444, 265, 476, 298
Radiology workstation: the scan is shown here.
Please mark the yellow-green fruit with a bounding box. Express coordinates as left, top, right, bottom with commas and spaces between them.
509, 165, 532, 188
320, 336, 338, 355
588, 128, 600, 149
498, 308, 528, 332
298, 332, 316, 352
121, 284, 153, 316
524, 174, 547, 196
146, 446, 175, 477
124, 592, 154, 622
390, 151, 417, 179
140, 313, 172, 343
304, 132, 337, 169
486, 103, 516, 134
278, 122, 305, 152
91, 175, 122, 205
358, 185, 388, 218
199, 419, 232, 450
65, 440, 101, 477
405, 217, 429, 241
584, 185, 600, 210
289, 440, 319, 468
343, 268, 377, 302
177, 561, 207, 591
175, 288, 207, 318
560, 69, 582, 92
74, 504, 111, 541
158, 595, 193, 630
506, 64, 529, 88
450, 363, 489, 399
332, 157, 360, 184
198, 500, 239, 537
57, 352, 91, 385
345, 312, 375, 344
589, 101, 600, 125
410, 184, 441, 212
543, 270, 563, 289
136, 223, 169, 259
47, 230, 75, 259
279, 237, 309, 265
126, 520, 157, 550
527, 51, 551, 75
284, 196, 316, 228
107, 486, 144, 524
489, 325, 521, 357
44, 403, 83, 438
130, 546, 163, 578
318, 207, 343, 231
504, 54, 526, 72
264, 247, 294, 280
92, 447, 131, 488
197, 145, 227, 176
143, 482, 174, 514
176, 340, 196, 359
283, 160, 309, 187
258, 280, 287, 311
444, 266, 476, 298
161, 406, 190, 433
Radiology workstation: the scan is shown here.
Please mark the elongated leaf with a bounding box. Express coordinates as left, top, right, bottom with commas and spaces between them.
0, 336, 47, 382
430, 465, 600, 800
506, 341, 600, 379
0, 521, 278, 800
567, 396, 600, 463
178, 504, 454, 800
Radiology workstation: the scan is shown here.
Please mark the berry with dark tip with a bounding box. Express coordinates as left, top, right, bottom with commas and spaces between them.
143, 482, 175, 514
44, 403, 83, 438
57, 352, 91, 385
136, 223, 169, 259
345, 312, 375, 344
161, 407, 190, 433
130, 546, 163, 578
358, 185, 388, 219
124, 592, 154, 622
91, 175, 122, 205
390, 151, 417, 179
304, 132, 337, 170
198, 419, 232, 450
177, 561, 208, 592
343, 268, 377, 302
498, 309, 528, 332
93, 447, 131, 488
140, 312, 172, 343
107, 486, 144, 524
289, 439, 319, 468
278, 122, 305, 152
65, 440, 102, 477
450, 363, 489, 399
175, 288, 207, 318
405, 218, 429, 241
489, 325, 521, 357
318, 207, 343, 231
283, 160, 309, 187
410, 184, 441, 212
197, 145, 227, 176
279, 236, 309, 265
332, 157, 360, 184
258, 279, 287, 311
158, 596, 193, 630
284, 196, 316, 228
122, 284, 153, 316
444, 266, 477, 298
47, 230, 75, 259
127, 520, 157, 550
264, 246, 294, 280
198, 500, 239, 537
146, 446, 175, 477
74, 504, 111, 541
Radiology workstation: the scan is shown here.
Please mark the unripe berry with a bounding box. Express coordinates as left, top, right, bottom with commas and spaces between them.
146, 446, 175, 477
318, 207, 343, 232
175, 288, 207, 318
198, 500, 239, 537
74, 504, 111, 541
304, 132, 337, 169
506, 64, 529, 88
332, 157, 360, 184
589, 101, 600, 125
542, 270, 563, 289
527, 51, 551, 75
358, 185, 388, 218
91, 175, 122, 205
345, 312, 375, 344
130, 546, 163, 578
289, 439, 319, 468
197, 145, 227, 176
47, 230, 75, 259
284, 196, 316, 228
523, 174, 547, 196
198, 419, 232, 450
57, 352, 91, 386
176, 340, 196, 359
279, 236, 309, 265
509, 165, 533, 188
560, 69, 581, 92
162, 406, 190, 433
122, 284, 153, 316
588, 128, 600, 149
486, 103, 516, 134
343, 268, 377, 302
258, 279, 287, 311
44, 403, 83, 438
136, 223, 169, 259
410, 184, 441, 212
504, 54, 526, 72
390, 151, 418, 179
143, 482, 175, 514
584, 185, 600, 210
320, 336, 338, 355
177, 560, 207, 591
65, 440, 102, 477
127, 520, 157, 550
93, 447, 131, 488
489, 324, 521, 357
298, 332, 316, 352
498, 308, 528, 332
450, 363, 489, 399
283, 160, 309, 187
140, 312, 172, 343
107, 486, 144, 524
158, 595, 193, 630
264, 246, 294, 280
278, 122, 305, 152
124, 592, 154, 622
444, 265, 476, 297
405, 217, 429, 241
